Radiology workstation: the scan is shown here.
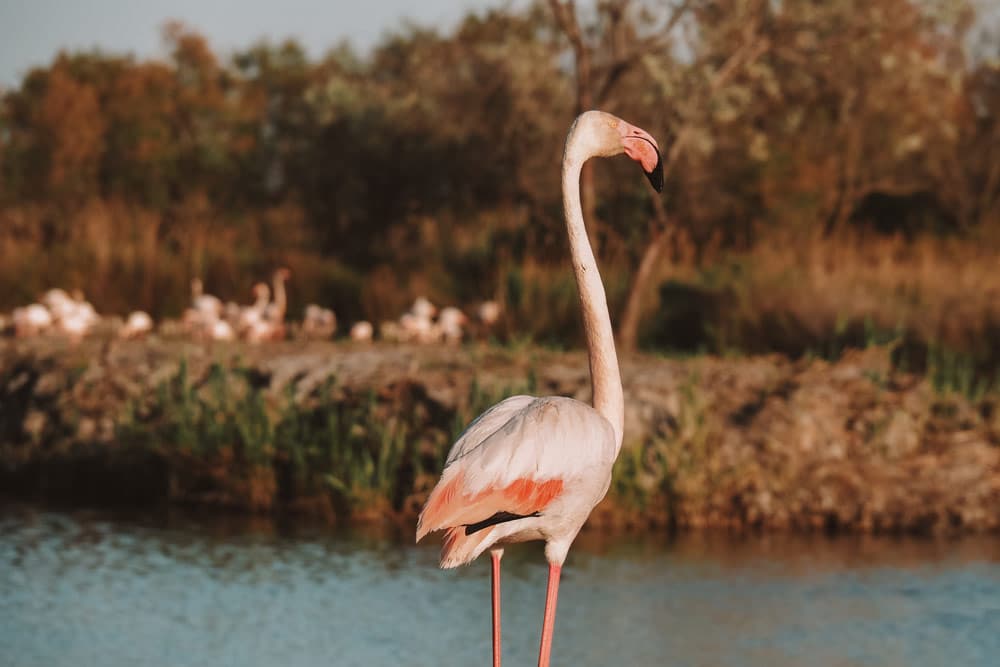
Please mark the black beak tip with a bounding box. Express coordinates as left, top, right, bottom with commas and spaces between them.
645, 150, 664, 193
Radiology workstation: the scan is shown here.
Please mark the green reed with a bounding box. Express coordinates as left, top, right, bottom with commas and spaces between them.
115, 360, 548, 516
612, 371, 708, 517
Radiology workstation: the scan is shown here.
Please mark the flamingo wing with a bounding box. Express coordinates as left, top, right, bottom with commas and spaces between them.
416, 394, 616, 547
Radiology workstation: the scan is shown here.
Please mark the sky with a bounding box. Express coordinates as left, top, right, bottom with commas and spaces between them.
1, 0, 997, 87
0, 0, 496, 86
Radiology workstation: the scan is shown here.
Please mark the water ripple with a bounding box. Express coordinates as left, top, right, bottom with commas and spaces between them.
2, 507, 999, 667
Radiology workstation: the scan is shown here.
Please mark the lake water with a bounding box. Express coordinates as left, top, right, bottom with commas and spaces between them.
1, 506, 999, 667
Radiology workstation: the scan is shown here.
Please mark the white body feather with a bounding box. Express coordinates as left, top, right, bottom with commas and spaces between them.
423, 394, 616, 566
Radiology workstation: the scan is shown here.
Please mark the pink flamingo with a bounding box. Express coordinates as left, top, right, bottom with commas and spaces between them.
416, 111, 663, 667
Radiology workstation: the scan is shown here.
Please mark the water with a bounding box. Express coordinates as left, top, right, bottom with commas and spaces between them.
1, 506, 999, 667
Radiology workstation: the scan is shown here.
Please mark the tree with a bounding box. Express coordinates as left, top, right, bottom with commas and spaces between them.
5, 59, 106, 205
548, 0, 692, 246
615, 0, 769, 350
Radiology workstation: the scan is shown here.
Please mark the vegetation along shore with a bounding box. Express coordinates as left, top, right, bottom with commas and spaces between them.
1, 337, 998, 534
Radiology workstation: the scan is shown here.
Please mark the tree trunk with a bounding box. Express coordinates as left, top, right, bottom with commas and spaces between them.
618, 224, 671, 352
549, 0, 599, 248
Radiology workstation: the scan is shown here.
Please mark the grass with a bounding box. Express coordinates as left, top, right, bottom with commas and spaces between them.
114, 358, 541, 517
113, 354, 730, 527
643, 230, 1000, 367
610, 371, 710, 524
923, 343, 1000, 401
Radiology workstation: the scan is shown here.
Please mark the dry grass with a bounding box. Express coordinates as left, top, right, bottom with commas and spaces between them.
0, 200, 364, 320
3, 194, 999, 367
744, 231, 1000, 350
646, 230, 1000, 362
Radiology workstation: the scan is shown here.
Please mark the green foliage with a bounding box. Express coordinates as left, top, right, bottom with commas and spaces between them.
115, 360, 544, 515
118, 360, 274, 463
612, 372, 709, 517
275, 382, 413, 510
924, 344, 1000, 401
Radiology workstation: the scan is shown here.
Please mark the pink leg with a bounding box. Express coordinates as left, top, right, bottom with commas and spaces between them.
537, 563, 562, 667
491, 549, 503, 667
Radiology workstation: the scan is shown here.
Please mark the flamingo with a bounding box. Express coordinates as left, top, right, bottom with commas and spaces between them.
56, 296, 97, 343
238, 283, 270, 334
477, 300, 501, 327
416, 110, 663, 667
264, 268, 291, 324
411, 296, 437, 320
12, 303, 53, 337
437, 306, 468, 345
208, 317, 236, 342
190, 278, 222, 318
246, 268, 289, 341
350, 320, 374, 342
61, 290, 100, 339
400, 311, 435, 343
42, 289, 72, 316
120, 311, 154, 339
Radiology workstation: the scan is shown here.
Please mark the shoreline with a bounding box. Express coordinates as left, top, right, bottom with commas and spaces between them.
1, 337, 998, 534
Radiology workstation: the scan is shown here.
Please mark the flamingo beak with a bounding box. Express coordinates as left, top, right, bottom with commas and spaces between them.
643, 148, 663, 192
620, 123, 664, 193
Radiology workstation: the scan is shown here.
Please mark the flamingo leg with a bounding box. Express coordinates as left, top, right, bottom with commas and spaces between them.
491, 549, 504, 667
537, 563, 562, 667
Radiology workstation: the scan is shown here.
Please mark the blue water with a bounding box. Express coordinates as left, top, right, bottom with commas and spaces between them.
1, 506, 998, 666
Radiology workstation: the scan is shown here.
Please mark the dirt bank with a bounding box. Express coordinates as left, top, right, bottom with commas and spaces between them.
1, 337, 998, 534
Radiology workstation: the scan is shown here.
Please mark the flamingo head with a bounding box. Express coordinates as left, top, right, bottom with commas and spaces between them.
274, 267, 291, 282
252, 282, 270, 299
572, 110, 664, 192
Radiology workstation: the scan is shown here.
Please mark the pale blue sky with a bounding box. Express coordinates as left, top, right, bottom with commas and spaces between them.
1, 1, 996, 87
0, 0, 504, 86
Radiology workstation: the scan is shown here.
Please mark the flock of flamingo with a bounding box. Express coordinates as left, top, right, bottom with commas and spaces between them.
1, 269, 502, 345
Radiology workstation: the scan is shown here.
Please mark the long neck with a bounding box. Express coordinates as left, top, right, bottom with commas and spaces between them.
562, 151, 624, 452
254, 288, 269, 312
272, 275, 286, 320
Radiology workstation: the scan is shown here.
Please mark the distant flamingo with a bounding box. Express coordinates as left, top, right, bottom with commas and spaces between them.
12, 303, 53, 337
411, 296, 437, 320
120, 311, 154, 339
190, 278, 222, 318
42, 289, 71, 314
238, 283, 270, 334
208, 317, 236, 342
63, 290, 99, 339
264, 268, 291, 324
416, 111, 663, 667
350, 320, 373, 342
477, 300, 501, 327
399, 311, 435, 343
437, 306, 468, 345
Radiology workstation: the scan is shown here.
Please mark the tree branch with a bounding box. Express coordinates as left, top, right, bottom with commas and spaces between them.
595, 0, 695, 106
617, 25, 770, 350
549, 0, 593, 111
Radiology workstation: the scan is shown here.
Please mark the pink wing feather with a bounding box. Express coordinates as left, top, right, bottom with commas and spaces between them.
417, 394, 616, 566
